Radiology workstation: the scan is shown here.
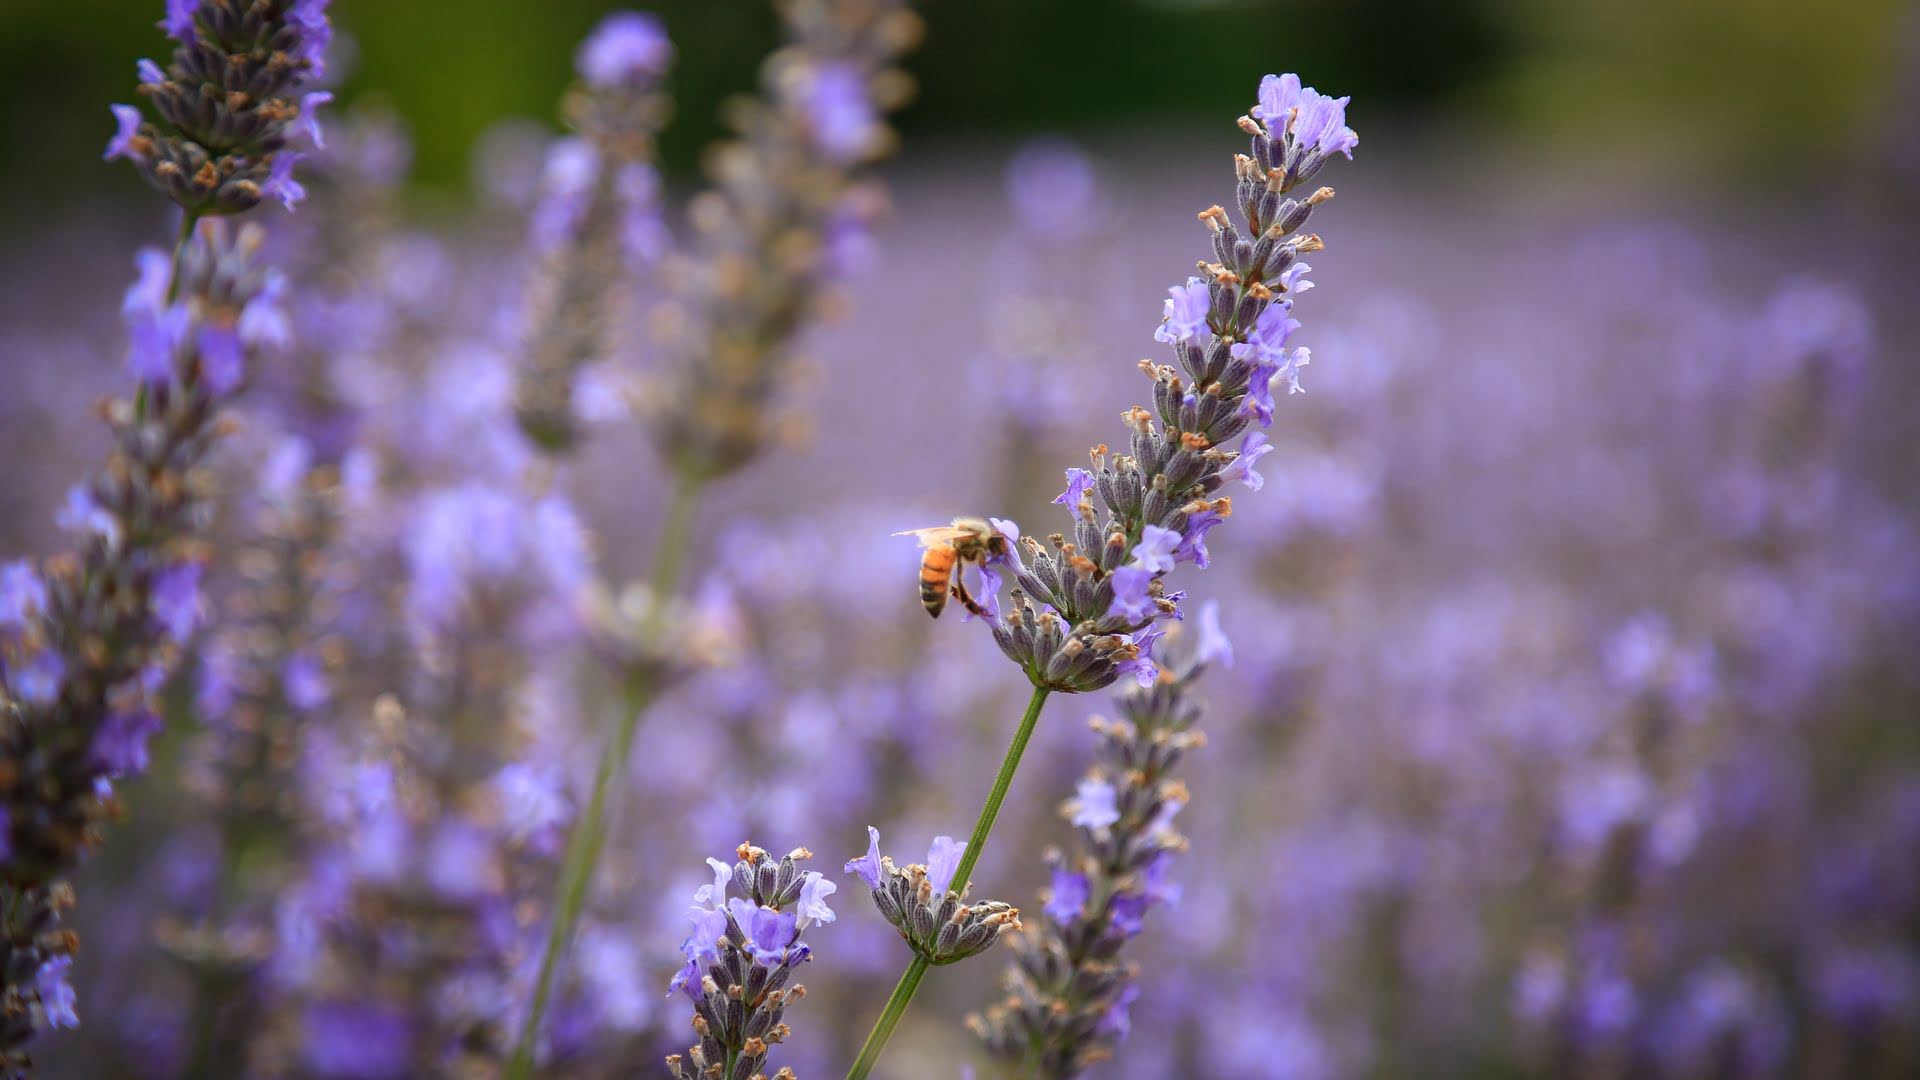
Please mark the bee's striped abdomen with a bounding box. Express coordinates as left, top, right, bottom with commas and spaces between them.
919, 547, 957, 617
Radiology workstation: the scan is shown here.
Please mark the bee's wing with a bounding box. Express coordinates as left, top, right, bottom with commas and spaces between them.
895, 525, 969, 548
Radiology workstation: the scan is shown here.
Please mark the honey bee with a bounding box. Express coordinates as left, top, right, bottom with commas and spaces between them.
896, 517, 1010, 618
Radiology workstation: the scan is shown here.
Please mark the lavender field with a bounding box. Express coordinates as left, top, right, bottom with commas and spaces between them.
1, 2, 1917, 1078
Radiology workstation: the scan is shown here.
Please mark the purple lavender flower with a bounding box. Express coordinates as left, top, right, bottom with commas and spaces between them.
1194, 599, 1234, 667
1294, 88, 1360, 158
122, 247, 192, 383
926, 835, 967, 897
1131, 525, 1181, 573
149, 562, 203, 644
9, 650, 63, 707
1252, 73, 1359, 158
1218, 430, 1275, 491
92, 708, 163, 776
103, 104, 144, 162
806, 62, 879, 162
262, 151, 309, 211
846, 824, 886, 888
34, 958, 79, 1031
287, 0, 333, 75
301, 1003, 412, 1079
1044, 866, 1089, 924
797, 871, 839, 927
282, 651, 330, 711
1154, 277, 1211, 344
1110, 565, 1155, 622
159, 0, 196, 41
1252, 72, 1302, 125
575, 11, 672, 87
294, 90, 334, 148
729, 897, 805, 966
0, 562, 46, 634
1175, 505, 1229, 568
1005, 138, 1108, 240
1070, 777, 1121, 830
1053, 467, 1097, 510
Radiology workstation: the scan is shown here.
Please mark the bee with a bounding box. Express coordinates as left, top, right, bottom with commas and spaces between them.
896, 517, 1010, 618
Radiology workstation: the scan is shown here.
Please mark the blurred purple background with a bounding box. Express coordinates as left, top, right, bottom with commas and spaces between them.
3, 1, 1918, 1077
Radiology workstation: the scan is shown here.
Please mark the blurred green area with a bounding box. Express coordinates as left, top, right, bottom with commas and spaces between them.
0, 0, 1908, 208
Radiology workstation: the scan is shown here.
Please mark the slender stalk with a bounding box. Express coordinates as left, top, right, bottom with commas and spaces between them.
507, 477, 704, 1078
846, 685, 1053, 1080
166, 209, 199, 303
845, 956, 930, 1080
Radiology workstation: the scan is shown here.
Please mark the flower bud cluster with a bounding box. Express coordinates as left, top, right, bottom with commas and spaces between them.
666, 843, 838, 1080
516, 13, 675, 451
647, 0, 923, 482
978, 74, 1356, 693
106, 0, 332, 215
972, 618, 1227, 1077
844, 828, 1023, 965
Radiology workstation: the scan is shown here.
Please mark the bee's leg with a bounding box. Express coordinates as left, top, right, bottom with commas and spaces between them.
951, 572, 993, 618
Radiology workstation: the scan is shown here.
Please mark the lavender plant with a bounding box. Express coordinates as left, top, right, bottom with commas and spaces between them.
511, 3, 923, 1071
970, 608, 1229, 1077
665, 844, 839, 1080
843, 72, 1357, 1078
0, 1, 328, 1070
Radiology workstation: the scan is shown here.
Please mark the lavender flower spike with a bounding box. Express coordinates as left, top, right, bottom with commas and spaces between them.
665, 844, 835, 1080
644, 0, 924, 482
107, 0, 332, 216
850, 72, 1357, 1080
516, 11, 675, 451
976, 71, 1355, 693
973, 617, 1220, 1078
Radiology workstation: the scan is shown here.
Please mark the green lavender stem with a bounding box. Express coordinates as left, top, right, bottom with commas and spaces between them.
508, 477, 704, 1079
846, 685, 1053, 1080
